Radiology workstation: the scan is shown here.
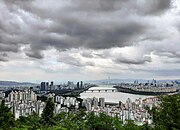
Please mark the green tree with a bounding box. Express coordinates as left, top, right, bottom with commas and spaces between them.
0, 100, 15, 130
41, 97, 56, 126
15, 112, 41, 130
85, 112, 100, 130
151, 95, 180, 130
85, 112, 123, 130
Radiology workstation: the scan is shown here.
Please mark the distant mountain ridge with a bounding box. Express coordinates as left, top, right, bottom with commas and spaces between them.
0, 81, 36, 86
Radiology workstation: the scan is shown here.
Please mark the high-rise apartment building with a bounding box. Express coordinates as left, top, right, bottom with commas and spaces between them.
93, 97, 98, 108
40, 82, 49, 91
99, 97, 105, 107
8, 90, 37, 102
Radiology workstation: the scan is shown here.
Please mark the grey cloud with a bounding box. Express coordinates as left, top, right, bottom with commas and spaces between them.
81, 50, 94, 58
0, 58, 8, 62
25, 51, 43, 59
25, 0, 171, 16
0, 0, 173, 60
0, 43, 19, 52
58, 54, 95, 67
67, 0, 172, 16
0, 53, 8, 62
154, 51, 180, 64
135, 0, 171, 15
114, 55, 151, 65
177, 23, 180, 32
24, 44, 46, 59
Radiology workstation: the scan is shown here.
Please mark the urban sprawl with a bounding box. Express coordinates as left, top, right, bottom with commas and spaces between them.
0, 80, 179, 126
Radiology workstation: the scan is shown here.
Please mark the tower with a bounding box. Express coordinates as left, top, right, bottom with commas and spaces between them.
80, 81, 83, 89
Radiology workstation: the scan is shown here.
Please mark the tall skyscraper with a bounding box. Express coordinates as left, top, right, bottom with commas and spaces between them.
40, 82, 49, 91
50, 81, 54, 90
50, 81, 54, 86
77, 82, 79, 89
46, 82, 49, 90
40, 82, 46, 91
80, 81, 83, 89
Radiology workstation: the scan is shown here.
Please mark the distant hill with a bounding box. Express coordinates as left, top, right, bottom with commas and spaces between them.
0, 81, 37, 86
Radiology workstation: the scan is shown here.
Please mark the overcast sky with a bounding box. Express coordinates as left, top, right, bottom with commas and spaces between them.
0, 0, 180, 83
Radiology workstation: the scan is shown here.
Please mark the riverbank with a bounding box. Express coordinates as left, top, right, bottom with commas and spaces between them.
113, 86, 178, 96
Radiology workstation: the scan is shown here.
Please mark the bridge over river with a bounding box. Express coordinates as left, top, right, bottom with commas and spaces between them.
84, 88, 117, 93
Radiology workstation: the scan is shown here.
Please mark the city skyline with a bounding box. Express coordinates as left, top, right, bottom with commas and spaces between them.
0, 0, 180, 82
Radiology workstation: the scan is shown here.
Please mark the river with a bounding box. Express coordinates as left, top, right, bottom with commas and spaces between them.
80, 85, 152, 103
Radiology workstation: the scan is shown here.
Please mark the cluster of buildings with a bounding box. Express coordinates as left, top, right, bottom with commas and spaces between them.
0, 89, 82, 120
40, 81, 84, 91
0, 81, 94, 120
131, 86, 177, 93
118, 80, 180, 93
0, 80, 166, 125
81, 96, 160, 125
3, 90, 44, 119
54, 96, 80, 113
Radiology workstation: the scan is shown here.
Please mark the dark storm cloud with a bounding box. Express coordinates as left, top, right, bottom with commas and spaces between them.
0, 0, 172, 59
49, 18, 146, 49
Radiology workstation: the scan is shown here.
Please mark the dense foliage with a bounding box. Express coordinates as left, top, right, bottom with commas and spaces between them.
0, 95, 179, 130
0, 100, 15, 130
150, 94, 180, 130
